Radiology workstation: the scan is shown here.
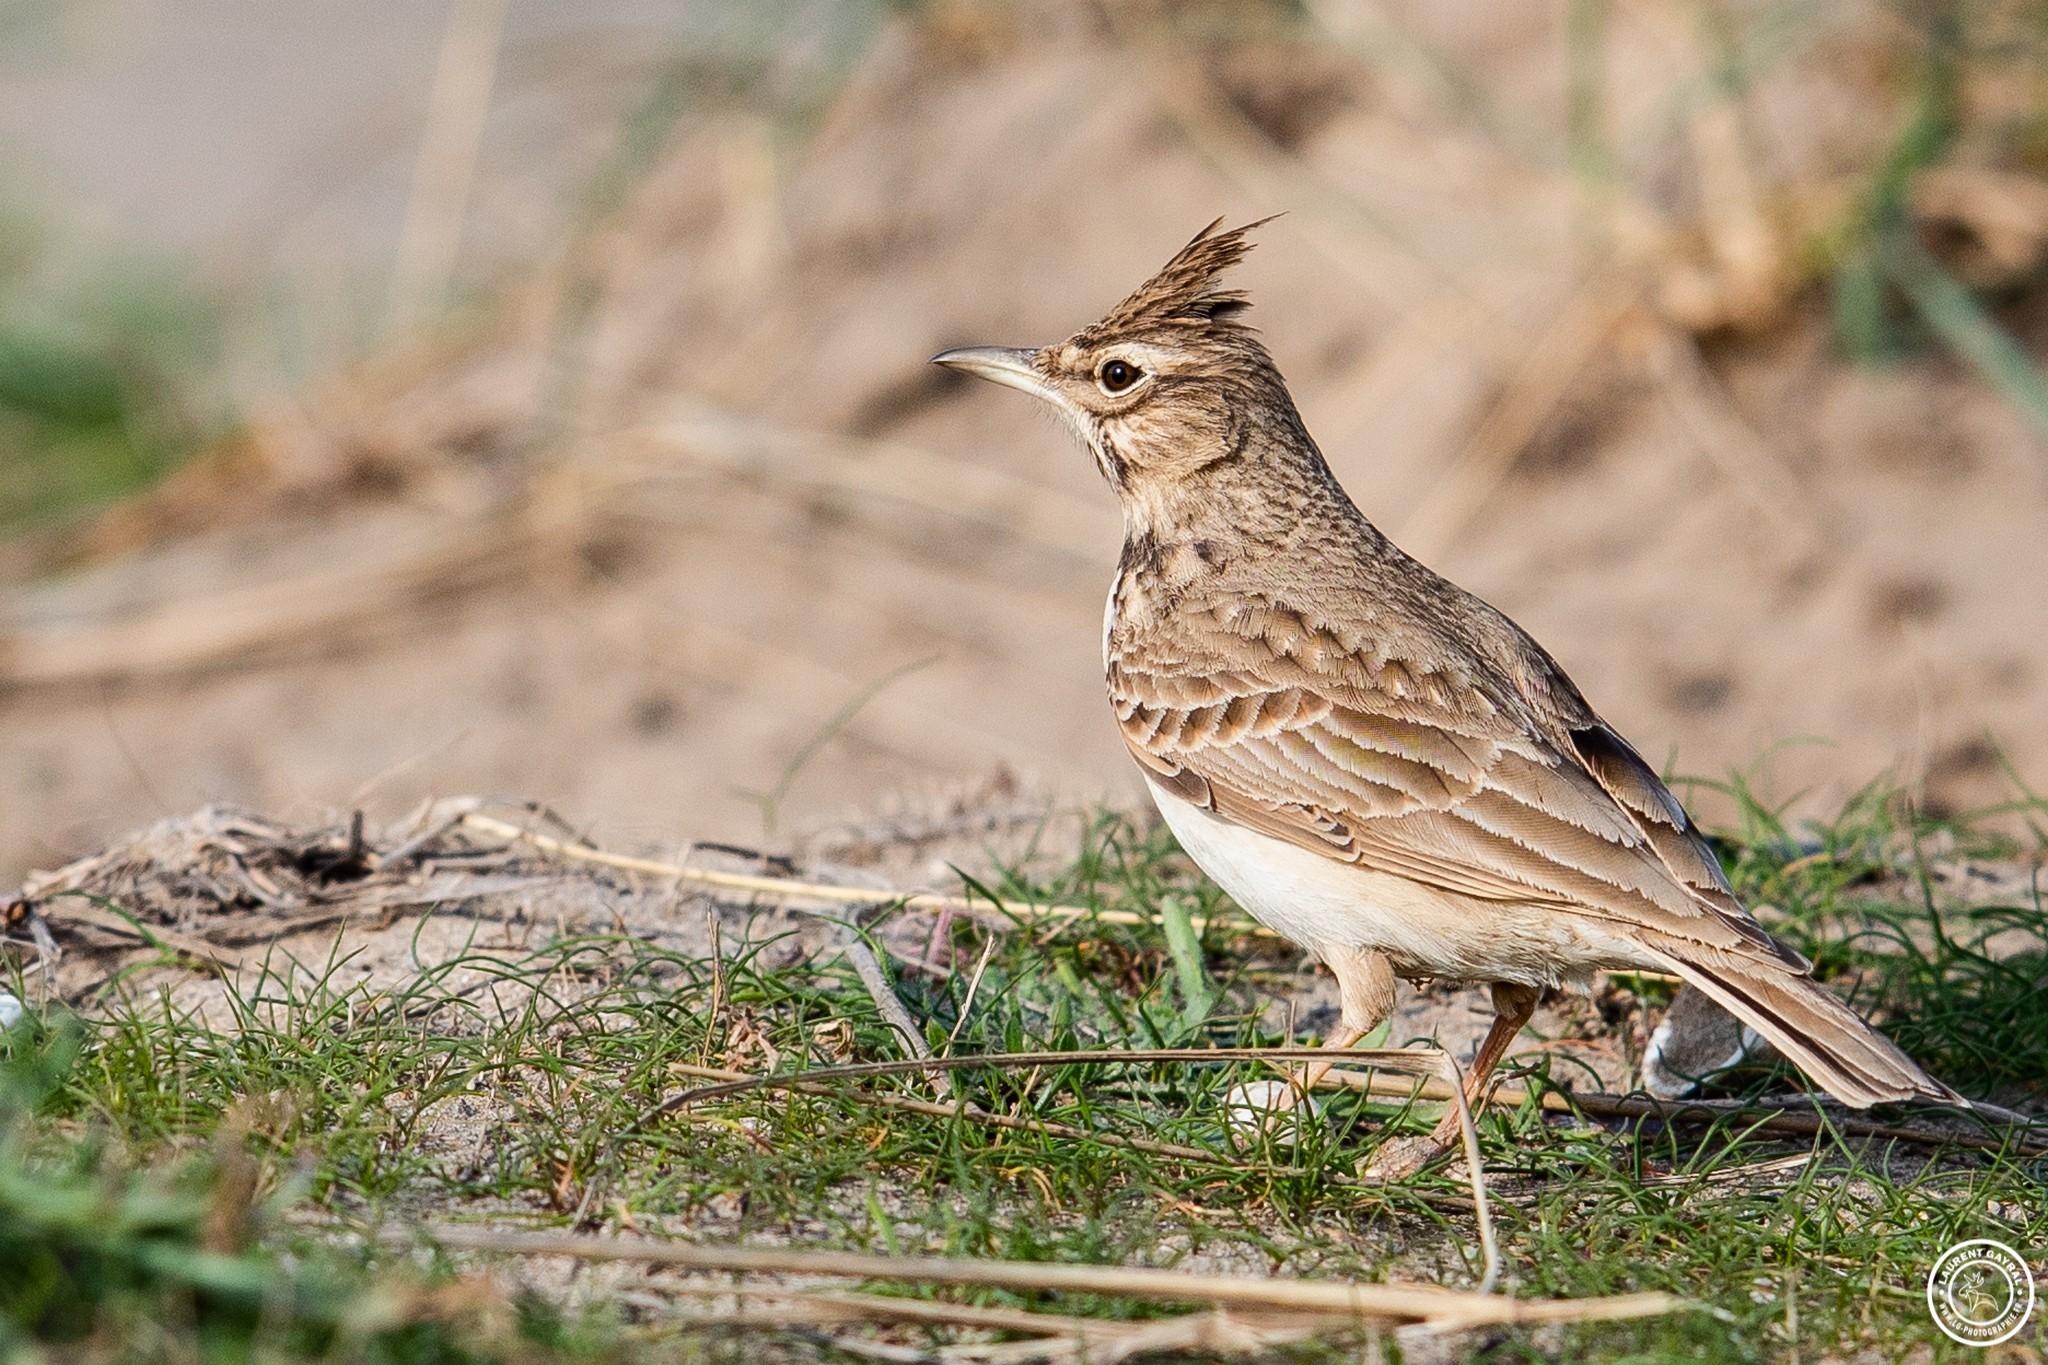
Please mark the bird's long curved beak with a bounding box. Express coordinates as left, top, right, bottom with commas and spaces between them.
929, 345, 1054, 402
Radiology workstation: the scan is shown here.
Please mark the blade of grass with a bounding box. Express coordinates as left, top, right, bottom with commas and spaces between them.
1887, 239, 2048, 442
1158, 893, 1216, 1037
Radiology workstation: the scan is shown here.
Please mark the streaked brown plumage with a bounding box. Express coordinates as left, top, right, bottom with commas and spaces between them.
934, 219, 1962, 1172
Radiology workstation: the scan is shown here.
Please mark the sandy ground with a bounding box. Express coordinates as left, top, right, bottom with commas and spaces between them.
4, 2, 2048, 887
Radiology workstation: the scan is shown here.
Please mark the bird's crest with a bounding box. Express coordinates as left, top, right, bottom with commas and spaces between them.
1095, 216, 1277, 337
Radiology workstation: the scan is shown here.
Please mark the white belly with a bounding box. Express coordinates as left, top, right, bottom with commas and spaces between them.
1149, 785, 1638, 990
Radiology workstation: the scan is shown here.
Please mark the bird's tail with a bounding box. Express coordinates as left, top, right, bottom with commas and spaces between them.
1645, 942, 1965, 1109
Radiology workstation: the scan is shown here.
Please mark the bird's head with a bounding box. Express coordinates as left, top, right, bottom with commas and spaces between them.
932, 218, 1307, 511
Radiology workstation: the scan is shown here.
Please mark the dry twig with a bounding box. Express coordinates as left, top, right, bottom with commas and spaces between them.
385, 1222, 1688, 1331
841, 934, 952, 1101
38, 892, 248, 972
387, 0, 509, 330
457, 810, 1272, 938
658, 1061, 1481, 1220
635, 1277, 1364, 1361
1315, 1064, 2046, 1156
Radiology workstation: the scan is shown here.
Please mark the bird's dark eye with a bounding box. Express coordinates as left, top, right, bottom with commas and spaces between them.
1098, 359, 1143, 394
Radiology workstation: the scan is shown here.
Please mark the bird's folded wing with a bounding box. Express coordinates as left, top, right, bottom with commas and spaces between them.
1111, 624, 1805, 970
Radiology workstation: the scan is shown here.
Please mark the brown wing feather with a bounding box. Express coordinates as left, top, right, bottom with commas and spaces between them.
1112, 599, 1803, 970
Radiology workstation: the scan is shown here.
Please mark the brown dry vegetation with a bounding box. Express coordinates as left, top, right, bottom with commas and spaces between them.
5, 0, 2048, 888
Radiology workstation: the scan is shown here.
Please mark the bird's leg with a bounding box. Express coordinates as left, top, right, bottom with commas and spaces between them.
1426, 981, 1539, 1148
1291, 946, 1396, 1101
1230, 947, 1394, 1130
1364, 981, 1538, 1180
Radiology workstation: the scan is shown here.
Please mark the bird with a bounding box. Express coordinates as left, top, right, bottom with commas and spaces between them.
931, 218, 1964, 1175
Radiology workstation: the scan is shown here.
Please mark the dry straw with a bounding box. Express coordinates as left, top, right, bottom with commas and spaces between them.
391, 1222, 1689, 1335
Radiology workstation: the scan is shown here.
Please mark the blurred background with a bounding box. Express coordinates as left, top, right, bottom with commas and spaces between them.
4, 0, 2047, 883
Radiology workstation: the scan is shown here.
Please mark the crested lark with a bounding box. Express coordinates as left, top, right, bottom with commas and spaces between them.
933, 220, 1963, 1174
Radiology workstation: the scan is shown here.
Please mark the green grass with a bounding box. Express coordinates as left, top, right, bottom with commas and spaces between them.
1, 786, 2043, 1362
0, 204, 228, 534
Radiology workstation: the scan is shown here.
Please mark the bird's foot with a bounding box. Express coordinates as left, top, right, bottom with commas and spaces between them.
1357, 1133, 1455, 1183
